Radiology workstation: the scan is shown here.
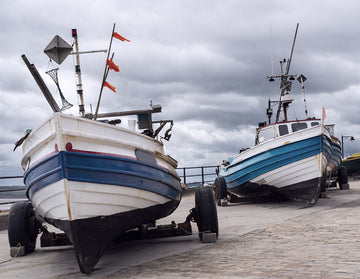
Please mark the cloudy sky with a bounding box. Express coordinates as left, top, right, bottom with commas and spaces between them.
1, 0, 360, 177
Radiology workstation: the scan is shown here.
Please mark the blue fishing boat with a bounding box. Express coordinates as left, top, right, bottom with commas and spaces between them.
215, 24, 343, 205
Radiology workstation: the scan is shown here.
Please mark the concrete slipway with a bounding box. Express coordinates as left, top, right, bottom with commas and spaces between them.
1, 181, 360, 278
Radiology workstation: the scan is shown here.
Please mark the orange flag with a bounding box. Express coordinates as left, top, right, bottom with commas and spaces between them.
107, 58, 120, 72
322, 106, 327, 121
104, 81, 116, 93
113, 32, 130, 42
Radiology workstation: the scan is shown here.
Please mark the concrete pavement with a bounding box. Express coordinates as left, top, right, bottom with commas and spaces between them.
1, 181, 360, 278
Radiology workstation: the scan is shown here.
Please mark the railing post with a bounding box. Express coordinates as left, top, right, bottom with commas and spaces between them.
201, 166, 204, 186
176, 165, 220, 189
183, 168, 186, 185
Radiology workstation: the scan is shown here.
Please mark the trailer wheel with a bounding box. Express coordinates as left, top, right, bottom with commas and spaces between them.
214, 177, 227, 206
338, 166, 349, 190
8, 201, 38, 255
195, 188, 219, 241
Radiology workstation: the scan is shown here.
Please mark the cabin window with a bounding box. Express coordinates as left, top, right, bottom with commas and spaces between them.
257, 127, 274, 143
291, 122, 307, 132
311, 122, 320, 127
278, 125, 289, 136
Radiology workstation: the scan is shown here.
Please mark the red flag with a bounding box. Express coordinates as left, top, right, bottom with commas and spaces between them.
113, 32, 130, 42
322, 106, 327, 121
104, 81, 116, 93
107, 58, 120, 72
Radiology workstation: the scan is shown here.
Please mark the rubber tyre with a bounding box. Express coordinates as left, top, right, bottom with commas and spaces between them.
338, 166, 349, 190
8, 201, 37, 254
195, 188, 219, 240
214, 177, 227, 206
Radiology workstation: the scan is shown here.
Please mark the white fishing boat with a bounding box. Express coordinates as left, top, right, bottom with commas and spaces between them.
215, 24, 344, 205
9, 26, 218, 274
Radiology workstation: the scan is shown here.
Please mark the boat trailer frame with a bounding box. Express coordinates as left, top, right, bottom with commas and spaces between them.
37, 207, 214, 250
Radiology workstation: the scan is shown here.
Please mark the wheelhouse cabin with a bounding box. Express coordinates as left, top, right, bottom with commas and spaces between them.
255, 119, 321, 145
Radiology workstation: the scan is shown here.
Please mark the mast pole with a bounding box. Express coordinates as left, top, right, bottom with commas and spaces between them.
267, 98, 272, 124
275, 60, 285, 122
274, 23, 299, 123
72, 29, 85, 117
94, 23, 116, 121
285, 23, 299, 75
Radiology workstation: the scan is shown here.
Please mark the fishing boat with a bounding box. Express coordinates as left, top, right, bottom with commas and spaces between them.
215, 24, 343, 205
9, 26, 218, 274
341, 153, 360, 177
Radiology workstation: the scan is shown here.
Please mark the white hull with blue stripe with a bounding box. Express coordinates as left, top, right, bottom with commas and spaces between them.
251, 155, 321, 188
218, 25, 342, 205
219, 120, 340, 204
31, 180, 172, 221
21, 112, 181, 273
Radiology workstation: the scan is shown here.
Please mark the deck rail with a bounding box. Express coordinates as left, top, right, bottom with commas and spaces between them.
0, 175, 26, 207
0, 165, 221, 206
176, 165, 219, 188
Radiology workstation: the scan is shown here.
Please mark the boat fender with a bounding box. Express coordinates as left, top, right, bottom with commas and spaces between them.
135, 149, 157, 165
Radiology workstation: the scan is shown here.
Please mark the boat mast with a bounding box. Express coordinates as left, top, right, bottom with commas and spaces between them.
72, 29, 85, 117
94, 23, 116, 121
267, 23, 299, 123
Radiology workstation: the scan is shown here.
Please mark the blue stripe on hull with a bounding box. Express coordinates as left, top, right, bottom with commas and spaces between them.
221, 135, 323, 189
330, 140, 341, 167
322, 135, 332, 164
24, 151, 182, 201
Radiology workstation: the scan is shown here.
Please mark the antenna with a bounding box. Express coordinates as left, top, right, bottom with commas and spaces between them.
285, 23, 299, 75
267, 23, 299, 123
270, 24, 274, 77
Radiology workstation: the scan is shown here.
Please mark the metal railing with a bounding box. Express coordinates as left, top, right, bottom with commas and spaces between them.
0, 165, 222, 204
176, 165, 219, 189
0, 176, 26, 208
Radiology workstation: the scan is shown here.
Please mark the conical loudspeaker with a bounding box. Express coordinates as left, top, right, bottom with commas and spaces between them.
44, 35, 73, 65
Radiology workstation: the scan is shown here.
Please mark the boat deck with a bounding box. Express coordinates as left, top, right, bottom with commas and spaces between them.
1, 181, 360, 278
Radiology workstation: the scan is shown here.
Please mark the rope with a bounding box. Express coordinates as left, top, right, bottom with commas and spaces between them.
0, 243, 23, 265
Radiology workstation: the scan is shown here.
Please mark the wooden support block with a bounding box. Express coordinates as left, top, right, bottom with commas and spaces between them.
201, 232, 217, 243
10, 246, 26, 257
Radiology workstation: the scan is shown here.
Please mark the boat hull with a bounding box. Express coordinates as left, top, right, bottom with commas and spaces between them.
220, 125, 336, 203
327, 136, 342, 179
21, 113, 181, 272
50, 199, 179, 273
341, 153, 360, 176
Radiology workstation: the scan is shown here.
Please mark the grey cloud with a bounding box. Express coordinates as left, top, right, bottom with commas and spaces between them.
1, 0, 360, 175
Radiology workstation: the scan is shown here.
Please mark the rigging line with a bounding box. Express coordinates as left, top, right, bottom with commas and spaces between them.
94, 23, 116, 120
46, 58, 53, 71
